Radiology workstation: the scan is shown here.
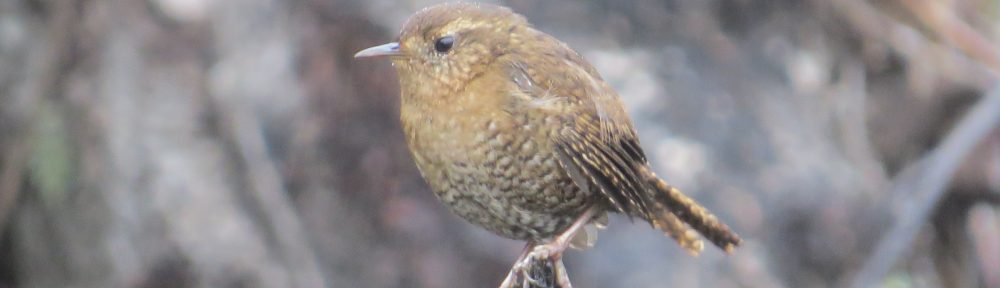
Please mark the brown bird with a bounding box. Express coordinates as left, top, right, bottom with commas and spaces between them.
356, 2, 740, 286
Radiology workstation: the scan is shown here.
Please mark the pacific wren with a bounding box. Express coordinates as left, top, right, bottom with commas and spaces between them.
356, 2, 741, 284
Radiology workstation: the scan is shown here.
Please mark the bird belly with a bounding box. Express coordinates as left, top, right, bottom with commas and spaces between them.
406, 113, 594, 240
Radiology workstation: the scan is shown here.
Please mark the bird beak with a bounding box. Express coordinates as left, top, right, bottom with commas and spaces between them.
354, 42, 402, 58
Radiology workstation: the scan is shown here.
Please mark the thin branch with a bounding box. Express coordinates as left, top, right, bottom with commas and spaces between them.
899, 0, 1000, 75
206, 1, 328, 285
218, 103, 328, 287
827, 0, 995, 88
848, 0, 1000, 285
851, 84, 1000, 288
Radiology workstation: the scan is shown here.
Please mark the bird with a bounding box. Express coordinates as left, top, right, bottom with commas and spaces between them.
355, 2, 741, 286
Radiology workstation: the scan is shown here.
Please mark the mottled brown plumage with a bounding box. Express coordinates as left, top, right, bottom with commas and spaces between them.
356, 2, 740, 284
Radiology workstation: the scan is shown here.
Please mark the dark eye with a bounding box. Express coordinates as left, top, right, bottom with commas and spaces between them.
434, 36, 454, 53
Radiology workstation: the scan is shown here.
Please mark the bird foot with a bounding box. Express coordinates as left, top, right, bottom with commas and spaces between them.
524, 239, 567, 262
499, 206, 600, 288
498, 248, 571, 288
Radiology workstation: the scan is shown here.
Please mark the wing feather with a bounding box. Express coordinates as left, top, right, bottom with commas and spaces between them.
502, 42, 654, 219
496, 27, 740, 252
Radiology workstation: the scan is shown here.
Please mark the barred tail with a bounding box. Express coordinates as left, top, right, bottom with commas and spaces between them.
640, 167, 741, 253
651, 207, 705, 255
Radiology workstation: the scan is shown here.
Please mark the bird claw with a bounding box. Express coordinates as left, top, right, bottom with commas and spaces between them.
499, 253, 542, 288
500, 207, 600, 288
499, 244, 572, 288
526, 243, 561, 262
520, 267, 545, 288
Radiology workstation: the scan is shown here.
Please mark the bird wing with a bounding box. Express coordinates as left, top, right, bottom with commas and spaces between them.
497, 35, 741, 253
500, 39, 655, 219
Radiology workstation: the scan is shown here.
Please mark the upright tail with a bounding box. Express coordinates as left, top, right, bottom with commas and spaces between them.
639, 166, 742, 253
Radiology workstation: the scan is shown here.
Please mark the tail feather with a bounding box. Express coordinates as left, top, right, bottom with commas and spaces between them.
640, 166, 742, 252
651, 207, 704, 255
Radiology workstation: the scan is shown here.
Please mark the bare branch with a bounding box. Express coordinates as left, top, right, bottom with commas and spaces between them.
851, 84, 1000, 288
898, 0, 1000, 75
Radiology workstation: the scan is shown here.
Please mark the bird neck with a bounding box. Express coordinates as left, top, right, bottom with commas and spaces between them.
398, 64, 508, 122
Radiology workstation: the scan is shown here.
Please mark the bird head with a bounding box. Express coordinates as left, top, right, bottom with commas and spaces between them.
355, 3, 528, 95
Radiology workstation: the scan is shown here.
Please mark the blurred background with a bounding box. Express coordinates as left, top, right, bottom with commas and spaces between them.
1, 0, 999, 287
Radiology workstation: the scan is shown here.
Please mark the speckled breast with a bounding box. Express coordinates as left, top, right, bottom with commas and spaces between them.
404, 110, 593, 240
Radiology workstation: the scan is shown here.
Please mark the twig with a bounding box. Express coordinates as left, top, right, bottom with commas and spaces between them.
827, 0, 995, 88
851, 84, 1000, 288
218, 104, 328, 287
898, 0, 1000, 75
206, 1, 328, 285
848, 0, 1000, 285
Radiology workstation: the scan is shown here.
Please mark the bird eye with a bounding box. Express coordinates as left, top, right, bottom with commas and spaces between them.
434, 36, 454, 53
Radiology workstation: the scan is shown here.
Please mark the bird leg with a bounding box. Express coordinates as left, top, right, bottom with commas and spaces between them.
499, 206, 600, 288
499, 241, 535, 288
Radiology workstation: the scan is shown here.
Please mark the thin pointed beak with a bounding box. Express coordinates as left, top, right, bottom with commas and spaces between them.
354, 42, 402, 58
